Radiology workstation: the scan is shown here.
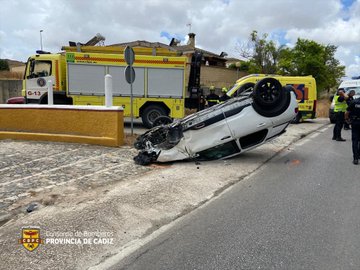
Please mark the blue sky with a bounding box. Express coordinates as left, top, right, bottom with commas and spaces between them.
341, 0, 356, 8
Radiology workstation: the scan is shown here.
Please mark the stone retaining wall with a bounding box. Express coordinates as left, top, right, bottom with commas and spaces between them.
0, 79, 22, 103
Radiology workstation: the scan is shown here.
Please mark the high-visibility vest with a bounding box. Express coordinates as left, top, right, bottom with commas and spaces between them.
334, 95, 347, 112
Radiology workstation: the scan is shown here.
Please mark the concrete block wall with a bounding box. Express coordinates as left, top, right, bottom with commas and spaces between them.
184, 64, 247, 95
200, 66, 247, 89
0, 79, 22, 103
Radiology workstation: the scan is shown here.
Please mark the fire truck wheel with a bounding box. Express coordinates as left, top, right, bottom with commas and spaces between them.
142, 105, 168, 128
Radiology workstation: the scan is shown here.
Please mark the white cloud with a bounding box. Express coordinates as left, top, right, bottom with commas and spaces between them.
347, 56, 360, 78
0, 0, 359, 77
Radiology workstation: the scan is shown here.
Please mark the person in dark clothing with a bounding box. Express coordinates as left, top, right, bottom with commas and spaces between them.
206, 86, 220, 107
344, 90, 355, 130
332, 88, 349, 141
219, 87, 230, 102
345, 97, 360, 165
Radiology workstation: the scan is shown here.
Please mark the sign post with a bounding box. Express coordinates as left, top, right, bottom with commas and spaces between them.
124, 46, 135, 135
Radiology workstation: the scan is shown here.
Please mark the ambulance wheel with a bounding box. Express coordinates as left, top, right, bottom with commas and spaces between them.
142, 105, 167, 128
253, 78, 285, 108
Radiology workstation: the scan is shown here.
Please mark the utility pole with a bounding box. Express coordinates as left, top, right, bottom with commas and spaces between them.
40, 30, 43, 50
186, 23, 192, 33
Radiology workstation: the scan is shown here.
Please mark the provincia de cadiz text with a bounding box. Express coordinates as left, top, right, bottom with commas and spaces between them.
18, 226, 115, 251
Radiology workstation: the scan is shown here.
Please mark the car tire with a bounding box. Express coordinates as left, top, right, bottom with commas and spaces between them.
252, 85, 292, 117
152, 115, 173, 127
253, 78, 286, 108
141, 105, 167, 128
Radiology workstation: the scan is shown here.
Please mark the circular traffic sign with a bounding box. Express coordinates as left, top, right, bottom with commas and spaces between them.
125, 66, 136, 84
124, 46, 135, 65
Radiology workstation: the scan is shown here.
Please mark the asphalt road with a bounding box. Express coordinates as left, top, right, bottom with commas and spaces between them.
112, 126, 360, 270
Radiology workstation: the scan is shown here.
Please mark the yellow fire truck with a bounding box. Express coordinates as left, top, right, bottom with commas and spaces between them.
19, 46, 203, 128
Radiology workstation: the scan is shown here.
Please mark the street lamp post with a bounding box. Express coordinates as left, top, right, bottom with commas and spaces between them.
40, 30, 43, 51
235, 61, 241, 78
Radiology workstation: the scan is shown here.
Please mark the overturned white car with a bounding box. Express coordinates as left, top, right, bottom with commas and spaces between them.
134, 78, 298, 165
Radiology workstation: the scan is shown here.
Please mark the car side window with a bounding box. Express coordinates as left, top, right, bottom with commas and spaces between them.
196, 141, 240, 160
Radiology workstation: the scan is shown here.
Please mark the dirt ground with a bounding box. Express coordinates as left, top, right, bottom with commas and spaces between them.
316, 98, 331, 118
124, 133, 138, 146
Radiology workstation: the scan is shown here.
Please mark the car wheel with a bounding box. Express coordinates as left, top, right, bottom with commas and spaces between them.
252, 85, 292, 117
253, 78, 285, 108
152, 115, 173, 127
141, 105, 167, 128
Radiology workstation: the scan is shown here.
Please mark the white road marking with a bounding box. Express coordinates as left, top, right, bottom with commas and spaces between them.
309, 132, 320, 139
319, 127, 329, 132
294, 138, 310, 146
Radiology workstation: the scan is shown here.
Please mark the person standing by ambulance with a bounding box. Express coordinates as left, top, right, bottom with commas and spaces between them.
345, 97, 360, 165
332, 88, 349, 141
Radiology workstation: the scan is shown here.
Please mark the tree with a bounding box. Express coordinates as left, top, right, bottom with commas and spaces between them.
283, 39, 345, 92
0, 59, 10, 71
236, 31, 284, 74
236, 31, 345, 94
323, 45, 345, 91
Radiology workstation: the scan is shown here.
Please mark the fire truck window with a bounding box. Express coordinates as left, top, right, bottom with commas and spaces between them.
27, 60, 52, 78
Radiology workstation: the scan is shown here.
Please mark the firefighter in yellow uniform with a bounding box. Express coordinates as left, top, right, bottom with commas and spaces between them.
219, 87, 230, 102
332, 88, 349, 141
206, 86, 220, 107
